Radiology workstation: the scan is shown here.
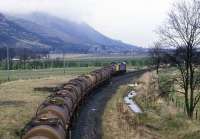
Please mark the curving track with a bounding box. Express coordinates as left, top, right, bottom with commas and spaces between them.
71, 70, 147, 139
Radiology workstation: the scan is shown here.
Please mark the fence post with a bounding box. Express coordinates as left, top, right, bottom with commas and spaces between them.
181, 102, 184, 111
175, 99, 177, 107
196, 110, 198, 120
145, 96, 147, 107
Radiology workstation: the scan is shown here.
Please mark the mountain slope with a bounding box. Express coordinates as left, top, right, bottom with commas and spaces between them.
2, 12, 143, 53
0, 13, 91, 53
20, 13, 141, 52
0, 13, 68, 52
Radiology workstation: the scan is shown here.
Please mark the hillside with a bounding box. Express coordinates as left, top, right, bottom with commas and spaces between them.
0, 12, 143, 53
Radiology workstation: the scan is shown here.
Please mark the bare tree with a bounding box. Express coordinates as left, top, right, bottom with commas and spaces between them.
158, 0, 200, 118
150, 41, 162, 74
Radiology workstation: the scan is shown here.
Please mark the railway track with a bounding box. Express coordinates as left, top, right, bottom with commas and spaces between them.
71, 69, 147, 139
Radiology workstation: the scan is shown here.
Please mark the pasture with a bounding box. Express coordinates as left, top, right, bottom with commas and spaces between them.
0, 67, 99, 83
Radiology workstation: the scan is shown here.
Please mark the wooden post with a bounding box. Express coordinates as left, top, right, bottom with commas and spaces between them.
6, 46, 10, 81
196, 110, 198, 120
63, 52, 66, 74
182, 101, 184, 110
146, 97, 148, 108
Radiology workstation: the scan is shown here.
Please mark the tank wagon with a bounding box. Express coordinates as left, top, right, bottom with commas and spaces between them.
21, 62, 126, 139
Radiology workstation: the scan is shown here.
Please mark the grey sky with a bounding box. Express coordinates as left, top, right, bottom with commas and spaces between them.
0, 0, 174, 47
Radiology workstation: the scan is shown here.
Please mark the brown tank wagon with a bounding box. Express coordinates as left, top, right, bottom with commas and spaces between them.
63, 84, 82, 102
91, 72, 101, 86
21, 62, 126, 139
49, 97, 74, 116
48, 95, 74, 114
86, 74, 97, 89
22, 115, 66, 139
92, 70, 103, 85
77, 76, 93, 93
36, 98, 71, 126
67, 79, 86, 94
53, 90, 78, 109
102, 68, 111, 80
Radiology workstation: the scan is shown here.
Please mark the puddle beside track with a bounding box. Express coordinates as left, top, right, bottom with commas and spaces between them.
124, 91, 143, 113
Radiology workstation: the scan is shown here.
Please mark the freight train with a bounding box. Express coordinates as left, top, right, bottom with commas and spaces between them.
21, 62, 126, 139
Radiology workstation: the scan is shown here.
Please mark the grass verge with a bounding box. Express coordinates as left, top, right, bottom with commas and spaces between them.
102, 71, 200, 139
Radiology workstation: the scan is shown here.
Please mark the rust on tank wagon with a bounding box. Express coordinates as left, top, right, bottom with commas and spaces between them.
63, 85, 82, 101
37, 105, 70, 126
68, 79, 85, 93
22, 125, 66, 139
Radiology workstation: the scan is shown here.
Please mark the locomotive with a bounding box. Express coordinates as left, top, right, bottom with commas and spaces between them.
21, 62, 126, 139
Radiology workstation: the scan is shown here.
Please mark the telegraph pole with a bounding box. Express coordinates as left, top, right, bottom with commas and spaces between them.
6, 46, 10, 81
63, 52, 66, 74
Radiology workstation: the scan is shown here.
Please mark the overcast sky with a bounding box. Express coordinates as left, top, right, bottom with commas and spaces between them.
0, 0, 174, 47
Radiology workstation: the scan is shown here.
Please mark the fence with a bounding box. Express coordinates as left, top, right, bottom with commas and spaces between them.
168, 95, 200, 120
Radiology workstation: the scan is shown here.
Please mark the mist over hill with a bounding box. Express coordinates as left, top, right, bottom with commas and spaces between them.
0, 12, 144, 54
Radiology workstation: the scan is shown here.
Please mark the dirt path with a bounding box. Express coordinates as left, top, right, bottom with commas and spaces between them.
71, 70, 147, 139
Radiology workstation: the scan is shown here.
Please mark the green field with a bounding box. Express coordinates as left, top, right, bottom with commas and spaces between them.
0, 67, 99, 83
0, 57, 151, 83
0, 57, 151, 70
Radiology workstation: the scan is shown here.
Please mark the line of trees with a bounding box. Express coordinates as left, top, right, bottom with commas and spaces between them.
0, 58, 152, 70
151, 0, 200, 119
0, 47, 49, 61
0, 47, 49, 69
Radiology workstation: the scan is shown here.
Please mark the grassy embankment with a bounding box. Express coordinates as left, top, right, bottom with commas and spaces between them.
102, 69, 200, 139
0, 67, 96, 139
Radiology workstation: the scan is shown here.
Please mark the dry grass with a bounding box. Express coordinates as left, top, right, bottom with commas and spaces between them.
0, 75, 74, 139
0, 67, 97, 83
136, 71, 200, 139
102, 85, 138, 139
102, 71, 200, 139
102, 72, 160, 139
135, 71, 159, 96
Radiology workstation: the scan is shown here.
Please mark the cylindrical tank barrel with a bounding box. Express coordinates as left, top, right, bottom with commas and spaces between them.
36, 97, 71, 126
22, 116, 66, 139
63, 84, 82, 102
